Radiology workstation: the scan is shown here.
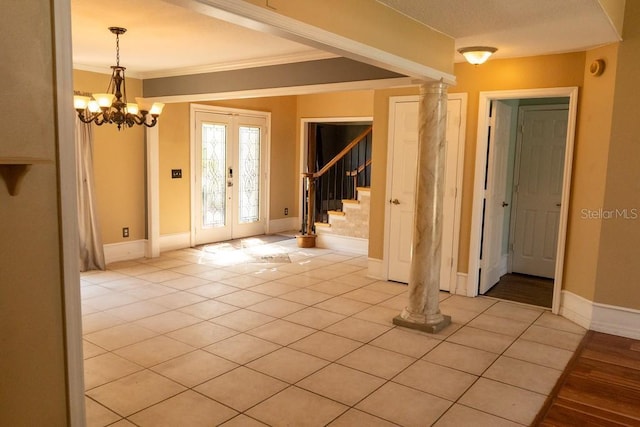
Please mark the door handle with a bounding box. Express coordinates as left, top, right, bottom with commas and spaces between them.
502, 202, 509, 207
390, 198, 400, 205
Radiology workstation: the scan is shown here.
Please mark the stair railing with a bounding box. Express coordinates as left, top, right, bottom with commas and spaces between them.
301, 125, 372, 235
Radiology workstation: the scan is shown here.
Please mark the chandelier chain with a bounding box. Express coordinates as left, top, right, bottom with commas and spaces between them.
115, 32, 120, 67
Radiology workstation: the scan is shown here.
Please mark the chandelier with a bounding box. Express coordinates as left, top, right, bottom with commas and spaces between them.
73, 27, 164, 130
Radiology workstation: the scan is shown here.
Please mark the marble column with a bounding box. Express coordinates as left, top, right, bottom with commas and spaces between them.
393, 81, 451, 333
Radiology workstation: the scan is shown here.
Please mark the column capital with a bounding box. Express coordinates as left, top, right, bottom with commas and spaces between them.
419, 79, 449, 95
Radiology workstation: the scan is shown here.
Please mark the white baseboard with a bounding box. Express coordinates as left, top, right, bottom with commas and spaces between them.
316, 233, 368, 255
592, 301, 640, 340
159, 232, 191, 252
559, 290, 593, 330
560, 290, 640, 339
268, 217, 300, 234
367, 258, 385, 280
455, 272, 468, 296
104, 240, 147, 264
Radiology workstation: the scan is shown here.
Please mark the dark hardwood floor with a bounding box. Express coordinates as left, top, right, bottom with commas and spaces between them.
535, 330, 640, 426
484, 272, 554, 308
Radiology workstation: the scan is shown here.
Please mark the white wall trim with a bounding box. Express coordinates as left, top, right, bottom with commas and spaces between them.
268, 217, 300, 234
455, 273, 468, 296
146, 125, 161, 258
559, 290, 593, 330
54, 0, 86, 424
316, 234, 368, 255
367, 258, 386, 280
104, 240, 147, 264
560, 290, 640, 340
159, 233, 192, 252
592, 301, 640, 340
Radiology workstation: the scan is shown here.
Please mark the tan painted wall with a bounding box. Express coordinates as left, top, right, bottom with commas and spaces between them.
73, 70, 146, 244
157, 97, 298, 235
158, 103, 190, 234
243, 0, 454, 74
563, 44, 619, 302
594, 0, 640, 309
0, 1, 69, 424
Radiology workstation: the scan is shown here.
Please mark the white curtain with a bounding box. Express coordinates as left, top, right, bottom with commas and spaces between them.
75, 118, 105, 271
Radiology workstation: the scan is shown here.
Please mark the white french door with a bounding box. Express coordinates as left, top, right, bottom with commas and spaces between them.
193, 107, 268, 245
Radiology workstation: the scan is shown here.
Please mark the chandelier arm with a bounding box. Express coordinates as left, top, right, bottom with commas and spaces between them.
76, 111, 95, 124
143, 117, 159, 128
130, 114, 147, 125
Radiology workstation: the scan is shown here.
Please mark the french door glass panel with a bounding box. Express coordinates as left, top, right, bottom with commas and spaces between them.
202, 123, 227, 228
238, 125, 261, 224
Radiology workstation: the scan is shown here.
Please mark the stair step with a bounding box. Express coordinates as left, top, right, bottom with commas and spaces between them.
314, 222, 331, 228
342, 199, 360, 205
327, 210, 346, 216
356, 186, 370, 192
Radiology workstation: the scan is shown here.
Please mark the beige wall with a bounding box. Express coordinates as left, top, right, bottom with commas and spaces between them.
158, 97, 298, 235
0, 1, 69, 424
594, 0, 640, 309
74, 70, 146, 244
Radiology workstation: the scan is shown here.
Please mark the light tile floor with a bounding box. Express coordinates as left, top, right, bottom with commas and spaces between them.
82, 238, 586, 426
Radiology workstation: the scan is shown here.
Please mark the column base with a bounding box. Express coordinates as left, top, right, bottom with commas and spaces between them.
393, 314, 451, 334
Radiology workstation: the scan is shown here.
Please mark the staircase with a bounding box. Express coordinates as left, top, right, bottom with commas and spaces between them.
315, 187, 370, 239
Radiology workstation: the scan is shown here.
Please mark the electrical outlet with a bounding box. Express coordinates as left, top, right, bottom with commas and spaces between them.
284, 208, 288, 216
122, 227, 129, 238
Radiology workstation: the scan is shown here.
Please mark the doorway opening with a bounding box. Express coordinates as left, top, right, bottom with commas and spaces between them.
299, 117, 373, 236
468, 88, 578, 312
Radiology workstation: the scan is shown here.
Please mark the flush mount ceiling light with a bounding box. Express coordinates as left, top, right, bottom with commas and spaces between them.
458, 46, 498, 65
73, 27, 164, 130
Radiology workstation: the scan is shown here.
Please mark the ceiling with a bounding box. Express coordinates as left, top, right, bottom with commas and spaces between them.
71, 0, 621, 79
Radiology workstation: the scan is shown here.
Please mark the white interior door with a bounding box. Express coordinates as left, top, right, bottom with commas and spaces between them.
479, 101, 513, 294
194, 109, 267, 245
511, 107, 568, 278
387, 96, 464, 291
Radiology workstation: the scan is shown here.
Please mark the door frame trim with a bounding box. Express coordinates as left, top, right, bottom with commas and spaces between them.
190, 103, 272, 246
383, 93, 467, 291
468, 87, 578, 314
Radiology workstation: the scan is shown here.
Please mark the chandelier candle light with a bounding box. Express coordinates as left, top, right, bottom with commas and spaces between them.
73, 27, 164, 130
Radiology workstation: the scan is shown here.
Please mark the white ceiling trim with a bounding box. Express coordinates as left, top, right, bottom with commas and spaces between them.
141, 76, 414, 104
164, 0, 456, 84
